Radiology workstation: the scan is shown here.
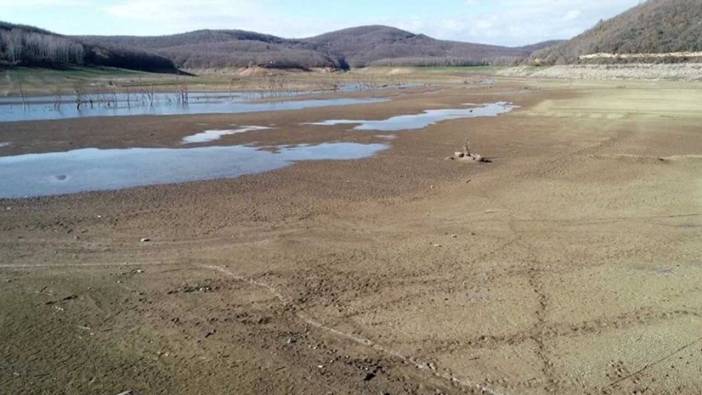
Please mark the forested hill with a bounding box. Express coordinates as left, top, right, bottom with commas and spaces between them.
3, 20, 561, 72
79, 30, 348, 70
0, 21, 178, 72
531, 0, 702, 64
302, 25, 559, 68
82, 26, 560, 70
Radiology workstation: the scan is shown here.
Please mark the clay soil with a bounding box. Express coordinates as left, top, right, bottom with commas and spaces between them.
1, 79, 701, 394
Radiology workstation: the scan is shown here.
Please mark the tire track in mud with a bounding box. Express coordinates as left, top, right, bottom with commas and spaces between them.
0, 261, 184, 269
504, 210, 558, 392
426, 307, 702, 357
202, 264, 503, 395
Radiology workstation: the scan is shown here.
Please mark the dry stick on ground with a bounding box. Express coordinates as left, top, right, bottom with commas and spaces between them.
52, 87, 63, 111
17, 79, 27, 109
73, 84, 84, 111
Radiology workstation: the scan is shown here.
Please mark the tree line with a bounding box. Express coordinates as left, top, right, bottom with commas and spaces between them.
1, 29, 85, 66
0, 22, 177, 72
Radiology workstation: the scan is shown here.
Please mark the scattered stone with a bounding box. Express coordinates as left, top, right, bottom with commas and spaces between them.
45, 294, 78, 305
168, 283, 218, 294
140, 238, 151, 243
286, 337, 297, 345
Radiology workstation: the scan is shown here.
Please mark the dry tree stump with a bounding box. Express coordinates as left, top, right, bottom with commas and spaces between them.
447, 136, 489, 163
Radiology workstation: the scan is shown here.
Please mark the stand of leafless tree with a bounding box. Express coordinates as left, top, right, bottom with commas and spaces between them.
1, 21, 177, 72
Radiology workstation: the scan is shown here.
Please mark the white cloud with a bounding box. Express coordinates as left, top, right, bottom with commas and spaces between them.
564, 9, 583, 21
3, 0, 644, 46
102, 0, 346, 37
401, 0, 642, 45
105, 0, 263, 32
0, 0, 89, 6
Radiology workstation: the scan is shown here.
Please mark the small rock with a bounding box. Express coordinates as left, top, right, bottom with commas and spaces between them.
286, 337, 297, 345
140, 238, 151, 243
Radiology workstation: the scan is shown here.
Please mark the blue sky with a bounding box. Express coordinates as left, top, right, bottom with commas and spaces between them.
1, 0, 642, 46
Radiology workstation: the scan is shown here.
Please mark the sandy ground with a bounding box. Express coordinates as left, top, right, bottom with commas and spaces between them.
500, 64, 702, 81
1, 79, 701, 394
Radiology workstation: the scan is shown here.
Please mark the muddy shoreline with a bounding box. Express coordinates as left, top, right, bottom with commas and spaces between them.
1, 80, 701, 394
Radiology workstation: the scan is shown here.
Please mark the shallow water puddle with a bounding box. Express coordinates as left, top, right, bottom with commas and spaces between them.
307, 102, 514, 131
0, 94, 387, 123
182, 126, 271, 144
0, 143, 388, 198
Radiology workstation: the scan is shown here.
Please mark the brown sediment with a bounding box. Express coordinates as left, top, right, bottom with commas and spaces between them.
1, 79, 702, 394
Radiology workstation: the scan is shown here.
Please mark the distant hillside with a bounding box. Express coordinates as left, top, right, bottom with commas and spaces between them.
0, 21, 178, 72
80, 30, 348, 70
303, 25, 557, 67
82, 26, 558, 70
532, 0, 702, 64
